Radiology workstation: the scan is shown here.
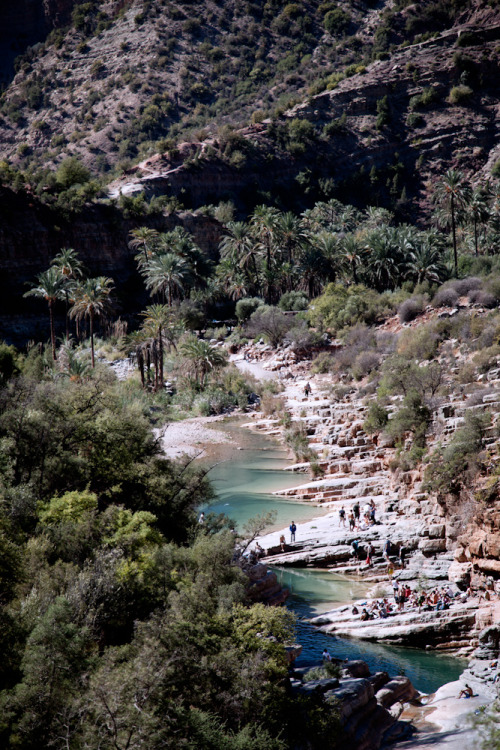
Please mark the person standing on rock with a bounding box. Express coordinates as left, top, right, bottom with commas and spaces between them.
353, 502, 360, 526
383, 540, 391, 561
304, 382, 312, 398
289, 521, 296, 543
339, 506, 346, 527
365, 542, 374, 568
348, 511, 356, 531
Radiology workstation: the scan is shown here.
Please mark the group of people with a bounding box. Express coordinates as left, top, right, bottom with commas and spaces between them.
352, 582, 466, 622
340, 501, 377, 530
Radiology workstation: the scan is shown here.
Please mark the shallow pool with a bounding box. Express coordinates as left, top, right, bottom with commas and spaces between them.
204, 418, 467, 694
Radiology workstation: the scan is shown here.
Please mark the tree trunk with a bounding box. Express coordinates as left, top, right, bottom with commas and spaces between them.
49, 299, 56, 360
158, 325, 164, 390
90, 311, 95, 368
451, 194, 458, 276
65, 291, 70, 340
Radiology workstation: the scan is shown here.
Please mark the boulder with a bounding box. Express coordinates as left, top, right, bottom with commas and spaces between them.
447, 560, 472, 587
375, 676, 419, 708
428, 524, 446, 539
418, 538, 447, 554
343, 660, 371, 678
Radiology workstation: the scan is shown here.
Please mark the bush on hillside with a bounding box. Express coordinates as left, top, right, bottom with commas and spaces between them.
432, 286, 459, 308
278, 291, 308, 311
469, 290, 497, 308
235, 297, 265, 323
398, 296, 425, 323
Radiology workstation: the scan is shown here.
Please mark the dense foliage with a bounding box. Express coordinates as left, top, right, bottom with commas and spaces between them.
0, 348, 345, 749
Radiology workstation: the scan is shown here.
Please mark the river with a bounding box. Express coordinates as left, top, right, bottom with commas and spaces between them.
201, 419, 466, 695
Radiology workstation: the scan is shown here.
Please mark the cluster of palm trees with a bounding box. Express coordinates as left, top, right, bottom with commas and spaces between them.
432, 169, 500, 274
213, 202, 449, 301
129, 226, 207, 307
24, 248, 113, 367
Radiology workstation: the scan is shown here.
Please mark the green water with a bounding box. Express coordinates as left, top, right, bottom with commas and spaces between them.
201, 422, 324, 530
203, 420, 466, 694
274, 567, 467, 694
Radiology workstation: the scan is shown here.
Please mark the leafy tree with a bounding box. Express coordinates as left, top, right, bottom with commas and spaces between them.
246, 306, 293, 347
56, 157, 91, 189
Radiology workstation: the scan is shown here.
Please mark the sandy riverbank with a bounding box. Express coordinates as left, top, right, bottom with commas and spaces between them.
156, 415, 232, 459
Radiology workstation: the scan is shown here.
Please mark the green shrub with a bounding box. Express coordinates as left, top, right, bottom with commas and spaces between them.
56, 157, 91, 188
304, 662, 341, 681
425, 411, 490, 495
278, 291, 308, 311
308, 284, 393, 333
235, 297, 265, 324
448, 85, 473, 104
364, 401, 389, 433
324, 8, 351, 35
311, 351, 335, 374
409, 86, 439, 110
491, 159, 500, 178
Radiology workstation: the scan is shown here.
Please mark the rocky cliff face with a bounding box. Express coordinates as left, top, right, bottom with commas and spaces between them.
0, 186, 222, 343
0, 0, 78, 83
108, 22, 500, 218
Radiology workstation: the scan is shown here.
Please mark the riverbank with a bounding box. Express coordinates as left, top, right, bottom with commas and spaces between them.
236, 343, 499, 749
156, 414, 232, 458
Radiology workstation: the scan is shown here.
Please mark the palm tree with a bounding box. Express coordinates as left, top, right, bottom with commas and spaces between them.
24, 267, 66, 360
129, 227, 159, 269
143, 253, 189, 306
140, 304, 175, 391
465, 187, 489, 256
219, 221, 260, 293
51, 247, 84, 339
339, 234, 363, 284
433, 170, 470, 276
364, 227, 406, 290
276, 212, 308, 264
180, 336, 227, 388
298, 244, 336, 298
405, 234, 445, 285
69, 277, 114, 368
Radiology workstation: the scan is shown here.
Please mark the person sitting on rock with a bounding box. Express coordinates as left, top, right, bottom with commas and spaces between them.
458, 684, 473, 699
360, 608, 370, 621
352, 605, 359, 615
322, 648, 331, 662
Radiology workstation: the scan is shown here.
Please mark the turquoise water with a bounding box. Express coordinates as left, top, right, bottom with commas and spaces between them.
274, 567, 467, 694
201, 424, 324, 530
205, 420, 466, 694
